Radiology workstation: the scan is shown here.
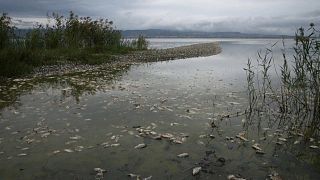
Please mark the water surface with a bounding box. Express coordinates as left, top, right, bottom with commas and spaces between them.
0, 38, 319, 179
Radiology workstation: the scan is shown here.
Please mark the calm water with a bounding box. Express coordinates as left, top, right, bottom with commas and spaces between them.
0, 38, 319, 179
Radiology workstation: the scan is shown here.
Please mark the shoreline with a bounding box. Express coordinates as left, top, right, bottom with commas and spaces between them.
25, 42, 221, 78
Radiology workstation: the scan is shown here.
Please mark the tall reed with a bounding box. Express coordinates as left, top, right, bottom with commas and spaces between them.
245, 24, 320, 138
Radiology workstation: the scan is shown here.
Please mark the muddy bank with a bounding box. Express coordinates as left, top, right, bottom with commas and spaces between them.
32, 42, 221, 77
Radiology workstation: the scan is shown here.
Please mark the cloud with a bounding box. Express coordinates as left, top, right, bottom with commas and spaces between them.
1, 0, 319, 34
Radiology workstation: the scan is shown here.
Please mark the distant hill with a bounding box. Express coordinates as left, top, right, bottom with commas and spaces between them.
122, 29, 293, 39
14, 28, 293, 39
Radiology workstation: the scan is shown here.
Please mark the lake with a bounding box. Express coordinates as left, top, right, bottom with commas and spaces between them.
0, 38, 319, 179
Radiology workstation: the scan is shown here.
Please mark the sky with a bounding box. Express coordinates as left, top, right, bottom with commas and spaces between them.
0, 0, 319, 35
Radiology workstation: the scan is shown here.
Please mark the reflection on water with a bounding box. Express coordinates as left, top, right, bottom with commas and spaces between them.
0, 38, 319, 179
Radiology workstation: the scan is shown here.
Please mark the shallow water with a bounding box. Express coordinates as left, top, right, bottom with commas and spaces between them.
0, 38, 319, 179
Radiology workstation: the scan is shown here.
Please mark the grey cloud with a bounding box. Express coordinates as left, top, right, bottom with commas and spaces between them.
1, 0, 319, 35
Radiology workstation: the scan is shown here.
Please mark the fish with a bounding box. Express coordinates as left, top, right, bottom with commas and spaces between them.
252, 143, 263, 151
134, 143, 146, 149
192, 167, 202, 175
64, 149, 74, 153
177, 153, 189, 158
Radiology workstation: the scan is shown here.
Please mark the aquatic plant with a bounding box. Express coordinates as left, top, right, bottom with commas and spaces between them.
0, 13, 14, 50
0, 12, 148, 77
244, 24, 320, 138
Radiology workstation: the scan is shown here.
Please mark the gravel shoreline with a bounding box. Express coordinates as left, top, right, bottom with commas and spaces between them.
32, 42, 221, 77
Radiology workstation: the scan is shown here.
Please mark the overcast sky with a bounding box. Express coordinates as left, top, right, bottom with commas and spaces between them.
1, 0, 319, 35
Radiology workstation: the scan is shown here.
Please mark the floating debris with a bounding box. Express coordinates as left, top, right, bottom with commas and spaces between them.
135, 143, 147, 149
177, 153, 189, 158
192, 167, 202, 176
293, 140, 300, 145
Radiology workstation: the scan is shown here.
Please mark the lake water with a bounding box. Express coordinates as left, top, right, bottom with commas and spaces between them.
0, 38, 319, 179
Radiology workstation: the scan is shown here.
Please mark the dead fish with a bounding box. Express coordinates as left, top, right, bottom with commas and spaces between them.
177, 153, 189, 158
69, 135, 82, 140
53, 150, 61, 154
75, 146, 84, 152
153, 135, 162, 140
228, 174, 246, 180
309, 145, 319, 149
278, 138, 287, 142
94, 168, 107, 173
209, 134, 215, 139
41, 132, 51, 138
252, 143, 263, 151
128, 173, 140, 178
256, 150, 265, 155
135, 144, 146, 149
65, 140, 77, 145
161, 133, 174, 139
17, 153, 27, 157
236, 134, 249, 142
192, 167, 202, 176
64, 149, 74, 153
170, 122, 179, 126
199, 135, 207, 138
26, 139, 35, 144
143, 176, 152, 180
276, 141, 283, 145
172, 139, 183, 144
110, 144, 120, 147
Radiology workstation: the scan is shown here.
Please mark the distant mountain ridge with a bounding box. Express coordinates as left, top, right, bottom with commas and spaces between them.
14, 28, 293, 39
122, 29, 293, 39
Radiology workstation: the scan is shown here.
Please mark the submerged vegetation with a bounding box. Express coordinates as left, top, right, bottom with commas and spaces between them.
0, 12, 148, 77
244, 23, 320, 139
